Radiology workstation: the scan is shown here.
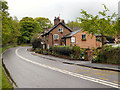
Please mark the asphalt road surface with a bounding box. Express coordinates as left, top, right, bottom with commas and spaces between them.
2, 46, 119, 88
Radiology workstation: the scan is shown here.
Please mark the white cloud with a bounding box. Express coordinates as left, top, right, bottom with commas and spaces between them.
6, 0, 120, 23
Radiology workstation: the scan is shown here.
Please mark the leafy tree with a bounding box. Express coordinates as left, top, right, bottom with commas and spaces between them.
77, 4, 118, 45
34, 17, 53, 32
1, 0, 21, 45
9, 17, 21, 44
31, 33, 42, 50
19, 17, 42, 44
114, 18, 120, 35
67, 20, 80, 30
0, 0, 9, 15
2, 15, 21, 45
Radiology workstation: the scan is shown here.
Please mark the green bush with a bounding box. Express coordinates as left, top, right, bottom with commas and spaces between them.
35, 48, 43, 53
31, 34, 42, 50
52, 46, 73, 56
50, 46, 84, 59
96, 45, 120, 64
72, 46, 81, 58
43, 50, 48, 55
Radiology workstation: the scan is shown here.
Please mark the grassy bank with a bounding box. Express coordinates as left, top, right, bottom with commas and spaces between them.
2, 68, 13, 89
0, 46, 14, 89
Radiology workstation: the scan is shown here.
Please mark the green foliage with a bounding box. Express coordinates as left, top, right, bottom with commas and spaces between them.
1, 0, 9, 15
67, 20, 80, 29
72, 46, 81, 58
34, 17, 53, 32
95, 45, 120, 64
52, 46, 73, 56
114, 18, 120, 35
2, 15, 21, 45
2, 68, 13, 89
50, 46, 85, 59
31, 34, 42, 50
1, 1, 21, 45
77, 4, 118, 45
0, 1, 53, 46
43, 50, 48, 55
19, 17, 42, 44
35, 48, 43, 53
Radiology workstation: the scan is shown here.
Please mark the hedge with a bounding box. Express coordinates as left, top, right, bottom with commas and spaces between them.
96, 45, 120, 64
50, 46, 83, 59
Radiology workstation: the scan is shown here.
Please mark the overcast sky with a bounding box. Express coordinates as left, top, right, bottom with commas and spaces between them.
6, 0, 120, 23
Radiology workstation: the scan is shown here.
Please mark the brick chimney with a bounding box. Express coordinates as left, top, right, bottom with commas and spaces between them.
54, 16, 60, 25
61, 19, 65, 24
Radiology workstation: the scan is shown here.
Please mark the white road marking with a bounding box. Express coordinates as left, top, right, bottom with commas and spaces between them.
15, 48, 119, 88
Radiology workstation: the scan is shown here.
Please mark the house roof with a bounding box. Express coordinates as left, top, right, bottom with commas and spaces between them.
62, 29, 82, 38
62, 29, 105, 39
41, 22, 72, 36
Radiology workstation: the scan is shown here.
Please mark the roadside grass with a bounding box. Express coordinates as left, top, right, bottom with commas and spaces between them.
1, 44, 31, 89
2, 68, 13, 89
1, 45, 16, 89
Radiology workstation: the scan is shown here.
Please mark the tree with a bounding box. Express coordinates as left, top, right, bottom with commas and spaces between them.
114, 18, 120, 35
34, 17, 53, 32
31, 33, 42, 50
9, 17, 21, 44
19, 17, 42, 44
77, 4, 118, 45
2, 15, 21, 45
67, 20, 80, 30
1, 0, 21, 45
1, 0, 9, 16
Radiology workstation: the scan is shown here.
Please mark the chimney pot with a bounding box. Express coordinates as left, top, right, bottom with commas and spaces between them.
54, 16, 60, 25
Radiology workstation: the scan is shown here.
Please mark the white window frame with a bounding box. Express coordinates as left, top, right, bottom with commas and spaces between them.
71, 37, 76, 43
54, 34, 59, 40
47, 44, 49, 49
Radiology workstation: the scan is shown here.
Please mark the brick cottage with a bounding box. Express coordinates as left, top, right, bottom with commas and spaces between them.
41, 17, 102, 49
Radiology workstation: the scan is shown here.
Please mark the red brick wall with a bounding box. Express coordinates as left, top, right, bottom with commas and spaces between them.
48, 24, 71, 47
66, 30, 102, 49
66, 38, 71, 46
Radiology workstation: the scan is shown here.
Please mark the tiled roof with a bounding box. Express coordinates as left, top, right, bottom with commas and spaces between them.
62, 29, 82, 38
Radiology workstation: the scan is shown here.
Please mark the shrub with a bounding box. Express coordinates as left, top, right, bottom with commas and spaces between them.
96, 45, 120, 64
43, 50, 48, 55
72, 46, 81, 58
35, 48, 43, 53
31, 34, 42, 50
52, 46, 73, 56
50, 46, 84, 59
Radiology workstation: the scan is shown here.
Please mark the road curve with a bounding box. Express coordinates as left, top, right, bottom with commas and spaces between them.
2, 46, 119, 88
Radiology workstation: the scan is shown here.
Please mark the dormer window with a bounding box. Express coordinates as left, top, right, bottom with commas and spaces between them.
58, 27, 63, 33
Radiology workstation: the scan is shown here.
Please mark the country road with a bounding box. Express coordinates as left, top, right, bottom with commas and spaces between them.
2, 46, 119, 88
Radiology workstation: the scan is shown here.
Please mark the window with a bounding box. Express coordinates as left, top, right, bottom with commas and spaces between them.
81, 34, 86, 40
47, 44, 49, 49
71, 37, 75, 43
58, 27, 63, 32
54, 34, 59, 40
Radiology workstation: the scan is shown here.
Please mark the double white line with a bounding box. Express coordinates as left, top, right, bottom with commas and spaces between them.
15, 48, 119, 88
